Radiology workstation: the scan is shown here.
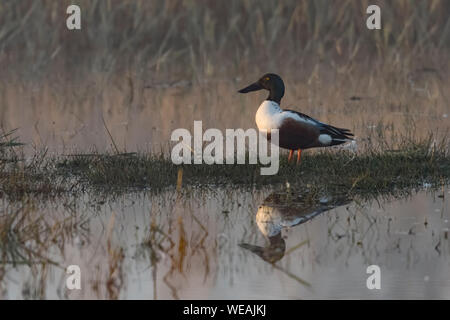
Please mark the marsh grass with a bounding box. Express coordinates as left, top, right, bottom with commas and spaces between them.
0, 130, 70, 201
2, 0, 450, 79
0, 132, 445, 202
1, 2, 448, 158
63, 136, 449, 198
1, 0, 449, 300
1, 116, 449, 202
0, 1, 448, 201
0, 129, 23, 150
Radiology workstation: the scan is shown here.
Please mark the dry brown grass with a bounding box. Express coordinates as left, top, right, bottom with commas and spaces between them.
1, 0, 449, 77
1, 1, 449, 153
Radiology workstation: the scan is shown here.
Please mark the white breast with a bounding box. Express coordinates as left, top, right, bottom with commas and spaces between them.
255, 100, 317, 130
255, 100, 282, 130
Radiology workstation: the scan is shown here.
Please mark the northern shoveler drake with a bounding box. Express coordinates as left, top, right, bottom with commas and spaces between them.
238, 73, 354, 164
239, 191, 351, 263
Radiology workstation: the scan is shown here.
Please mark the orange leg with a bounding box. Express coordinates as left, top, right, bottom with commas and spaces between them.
288, 150, 294, 163
296, 149, 302, 165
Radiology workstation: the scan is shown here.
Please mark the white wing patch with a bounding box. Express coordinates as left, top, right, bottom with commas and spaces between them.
318, 134, 332, 145
282, 111, 317, 126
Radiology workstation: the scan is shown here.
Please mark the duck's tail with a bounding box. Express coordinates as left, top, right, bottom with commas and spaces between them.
319, 124, 354, 146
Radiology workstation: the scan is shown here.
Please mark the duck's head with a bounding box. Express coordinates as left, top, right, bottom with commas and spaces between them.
238, 73, 285, 104
239, 233, 286, 263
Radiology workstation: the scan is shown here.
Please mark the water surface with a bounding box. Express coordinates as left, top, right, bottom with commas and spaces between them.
1, 187, 448, 299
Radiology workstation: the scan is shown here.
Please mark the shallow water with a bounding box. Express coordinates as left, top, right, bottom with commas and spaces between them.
1, 186, 448, 299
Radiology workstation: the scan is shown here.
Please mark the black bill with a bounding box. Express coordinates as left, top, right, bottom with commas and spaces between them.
238, 81, 263, 93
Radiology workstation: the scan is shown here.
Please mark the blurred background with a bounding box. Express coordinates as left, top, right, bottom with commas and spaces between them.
0, 1, 449, 299
0, 0, 449, 152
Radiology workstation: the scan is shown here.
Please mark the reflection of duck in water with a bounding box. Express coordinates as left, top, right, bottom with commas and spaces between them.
239, 191, 351, 263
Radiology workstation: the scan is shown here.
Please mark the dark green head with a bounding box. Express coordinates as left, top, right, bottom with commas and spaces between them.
238, 73, 285, 104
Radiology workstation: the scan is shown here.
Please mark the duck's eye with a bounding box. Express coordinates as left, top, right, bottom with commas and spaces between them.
264, 77, 270, 81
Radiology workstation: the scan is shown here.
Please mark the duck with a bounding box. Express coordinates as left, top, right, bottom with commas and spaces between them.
239, 191, 351, 263
238, 73, 354, 164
